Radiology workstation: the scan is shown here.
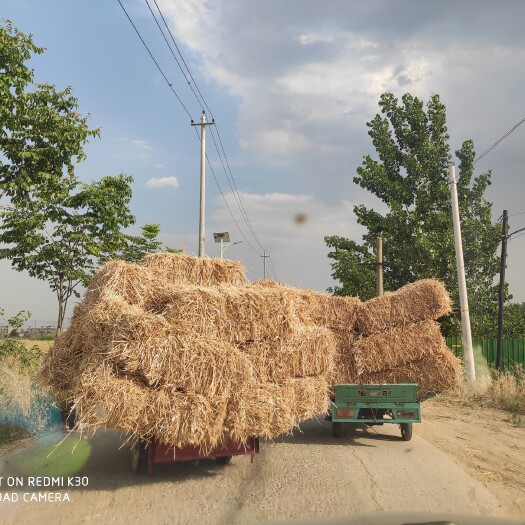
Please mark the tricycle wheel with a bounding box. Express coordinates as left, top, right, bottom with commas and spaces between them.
332, 422, 343, 438
215, 456, 232, 465
131, 440, 148, 474
400, 423, 413, 441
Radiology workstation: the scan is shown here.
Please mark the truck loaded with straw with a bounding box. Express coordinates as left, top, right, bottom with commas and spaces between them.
41, 252, 462, 464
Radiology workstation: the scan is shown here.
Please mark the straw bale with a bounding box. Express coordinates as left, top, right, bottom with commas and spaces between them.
143, 252, 246, 286
226, 376, 330, 441
352, 320, 445, 375
164, 284, 298, 342
356, 344, 463, 396
74, 366, 231, 449
107, 331, 254, 395
356, 279, 452, 335
330, 346, 359, 385
252, 280, 361, 331
298, 293, 361, 332
289, 376, 331, 421
236, 325, 336, 382
85, 260, 166, 310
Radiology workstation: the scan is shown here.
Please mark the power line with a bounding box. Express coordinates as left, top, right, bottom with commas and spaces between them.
116, 0, 193, 119
151, 0, 213, 116
190, 126, 258, 254
143, 0, 278, 272
475, 116, 525, 164
150, 0, 271, 255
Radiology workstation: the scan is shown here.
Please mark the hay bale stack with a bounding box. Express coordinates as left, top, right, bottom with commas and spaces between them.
356, 279, 451, 335
41, 254, 461, 449
41, 257, 339, 447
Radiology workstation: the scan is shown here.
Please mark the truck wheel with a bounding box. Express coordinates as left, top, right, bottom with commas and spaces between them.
215, 456, 232, 465
131, 440, 148, 474
61, 401, 77, 430
332, 422, 343, 438
400, 423, 413, 441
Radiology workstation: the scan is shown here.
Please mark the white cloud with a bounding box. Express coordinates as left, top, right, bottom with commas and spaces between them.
146, 176, 180, 188
209, 191, 362, 289
131, 139, 152, 150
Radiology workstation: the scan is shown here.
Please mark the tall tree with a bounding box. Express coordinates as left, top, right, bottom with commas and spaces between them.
0, 20, 99, 202
325, 93, 501, 337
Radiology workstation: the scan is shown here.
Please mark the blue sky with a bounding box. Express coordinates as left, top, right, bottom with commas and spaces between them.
2, 0, 525, 327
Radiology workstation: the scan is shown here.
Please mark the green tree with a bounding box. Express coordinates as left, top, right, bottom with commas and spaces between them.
325, 93, 501, 337
0, 20, 99, 202
503, 303, 525, 339
0, 174, 160, 332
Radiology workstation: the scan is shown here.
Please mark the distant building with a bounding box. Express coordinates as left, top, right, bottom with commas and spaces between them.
25, 325, 55, 337
0, 325, 11, 337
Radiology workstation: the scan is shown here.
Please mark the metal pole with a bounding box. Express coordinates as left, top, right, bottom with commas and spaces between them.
376, 235, 383, 297
191, 111, 214, 258
220, 237, 224, 259
448, 164, 475, 381
496, 209, 508, 370
261, 252, 269, 279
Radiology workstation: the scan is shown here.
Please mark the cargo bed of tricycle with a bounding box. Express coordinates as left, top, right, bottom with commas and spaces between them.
330, 383, 422, 441
131, 436, 259, 474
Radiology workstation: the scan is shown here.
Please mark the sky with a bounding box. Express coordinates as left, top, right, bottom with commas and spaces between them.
2, 0, 525, 328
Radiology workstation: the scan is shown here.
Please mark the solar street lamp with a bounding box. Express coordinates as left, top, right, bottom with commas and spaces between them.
213, 232, 242, 259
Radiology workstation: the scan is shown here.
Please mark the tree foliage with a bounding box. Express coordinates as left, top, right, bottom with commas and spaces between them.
325, 93, 502, 337
0, 20, 99, 202
0, 173, 164, 332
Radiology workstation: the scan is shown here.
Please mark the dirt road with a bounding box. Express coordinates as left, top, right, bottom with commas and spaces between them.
1, 414, 521, 525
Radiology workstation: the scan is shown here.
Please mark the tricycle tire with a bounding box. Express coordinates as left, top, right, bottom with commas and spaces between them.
332, 422, 343, 438
215, 456, 232, 465
400, 423, 413, 441
131, 440, 148, 474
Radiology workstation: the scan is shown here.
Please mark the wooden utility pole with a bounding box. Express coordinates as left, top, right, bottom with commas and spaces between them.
496, 210, 509, 370
376, 235, 383, 297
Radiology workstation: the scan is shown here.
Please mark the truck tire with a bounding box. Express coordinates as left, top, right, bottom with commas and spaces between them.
332, 422, 343, 438
400, 423, 413, 441
131, 440, 148, 474
215, 456, 232, 465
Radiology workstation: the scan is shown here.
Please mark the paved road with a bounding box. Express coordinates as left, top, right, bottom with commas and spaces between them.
0, 419, 511, 525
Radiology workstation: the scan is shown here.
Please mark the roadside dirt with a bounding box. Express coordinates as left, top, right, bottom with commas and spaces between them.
418, 396, 525, 519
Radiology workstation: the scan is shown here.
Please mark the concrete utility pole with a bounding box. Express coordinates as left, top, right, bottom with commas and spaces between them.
261, 252, 269, 279
191, 111, 214, 257
448, 164, 475, 381
376, 235, 383, 297
496, 210, 509, 370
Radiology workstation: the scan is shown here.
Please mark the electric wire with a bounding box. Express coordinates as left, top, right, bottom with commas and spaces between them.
151, 0, 213, 116
189, 127, 259, 254
116, 0, 193, 119
145, 0, 279, 271
475, 116, 525, 164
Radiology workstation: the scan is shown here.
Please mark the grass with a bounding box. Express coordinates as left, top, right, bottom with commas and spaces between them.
443, 365, 525, 420
21, 339, 54, 352
0, 424, 31, 446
